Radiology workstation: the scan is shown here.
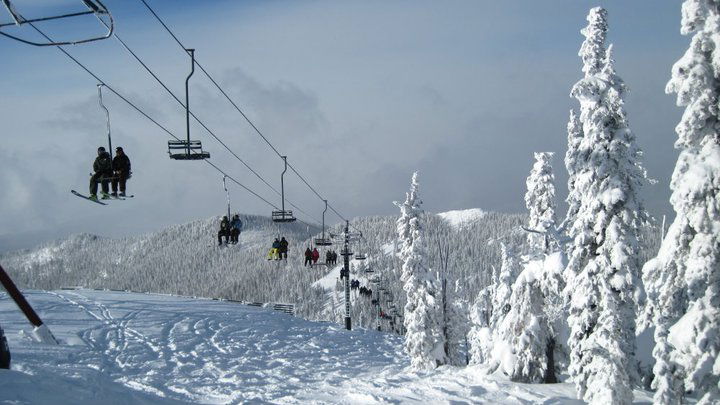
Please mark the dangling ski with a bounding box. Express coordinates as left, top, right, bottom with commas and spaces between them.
71, 190, 107, 205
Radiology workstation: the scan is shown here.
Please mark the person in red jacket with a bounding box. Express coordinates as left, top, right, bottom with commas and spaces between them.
311, 248, 320, 264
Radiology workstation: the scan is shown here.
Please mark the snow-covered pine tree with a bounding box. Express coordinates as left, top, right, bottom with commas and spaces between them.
496, 271, 549, 383
642, 1, 720, 403
469, 242, 521, 371
468, 283, 494, 365
563, 109, 584, 234
442, 276, 469, 366
394, 172, 447, 370
490, 243, 521, 331
520, 151, 566, 382
565, 7, 649, 404
525, 152, 557, 256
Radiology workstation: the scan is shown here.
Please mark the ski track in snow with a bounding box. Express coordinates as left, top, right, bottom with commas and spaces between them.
0, 290, 657, 404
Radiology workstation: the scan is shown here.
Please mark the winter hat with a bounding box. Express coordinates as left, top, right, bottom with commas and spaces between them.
98, 146, 106, 152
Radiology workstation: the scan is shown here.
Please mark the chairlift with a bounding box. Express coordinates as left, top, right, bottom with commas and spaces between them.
363, 267, 375, 274
168, 49, 210, 160
314, 200, 332, 246
0, 0, 114, 47
271, 156, 296, 223
353, 230, 366, 260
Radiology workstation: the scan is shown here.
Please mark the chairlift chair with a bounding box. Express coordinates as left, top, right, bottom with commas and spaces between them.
0, 0, 114, 47
314, 200, 332, 245
354, 253, 366, 261
272, 210, 296, 223
315, 238, 332, 246
364, 267, 375, 274
168, 49, 210, 160
271, 156, 296, 223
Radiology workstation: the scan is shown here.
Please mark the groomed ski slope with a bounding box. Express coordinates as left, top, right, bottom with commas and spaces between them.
0, 290, 654, 404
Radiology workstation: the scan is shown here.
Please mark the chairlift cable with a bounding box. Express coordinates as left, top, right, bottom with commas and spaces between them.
95, 18, 279, 195
137, 0, 355, 226
22, 22, 322, 224
90, 17, 322, 226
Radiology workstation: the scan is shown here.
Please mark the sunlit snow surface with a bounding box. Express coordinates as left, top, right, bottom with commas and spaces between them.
0, 290, 655, 404
436, 208, 487, 230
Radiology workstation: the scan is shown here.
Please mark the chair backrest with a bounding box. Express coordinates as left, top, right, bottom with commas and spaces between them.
168, 140, 210, 160
272, 210, 296, 223
168, 140, 203, 150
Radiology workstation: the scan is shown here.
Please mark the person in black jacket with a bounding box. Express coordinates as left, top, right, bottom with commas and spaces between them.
279, 237, 289, 260
89, 146, 113, 200
111, 146, 131, 197
217, 216, 230, 245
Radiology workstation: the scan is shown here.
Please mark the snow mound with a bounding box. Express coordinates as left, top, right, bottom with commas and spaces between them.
436, 208, 487, 229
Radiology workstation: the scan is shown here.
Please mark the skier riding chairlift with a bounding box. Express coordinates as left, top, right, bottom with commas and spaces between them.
230, 215, 242, 244
89, 146, 113, 201
111, 146, 131, 198
217, 216, 230, 246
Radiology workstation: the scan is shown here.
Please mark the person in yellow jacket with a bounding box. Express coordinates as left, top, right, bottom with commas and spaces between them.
267, 238, 281, 260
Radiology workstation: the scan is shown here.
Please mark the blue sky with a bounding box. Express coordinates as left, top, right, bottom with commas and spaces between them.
0, 1, 688, 250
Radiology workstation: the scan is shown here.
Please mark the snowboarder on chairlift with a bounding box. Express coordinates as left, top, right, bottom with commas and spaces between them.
111, 146, 131, 198
311, 248, 320, 264
270, 238, 282, 260
217, 216, 231, 245
230, 215, 242, 244
279, 237, 289, 260
304, 248, 313, 267
89, 146, 113, 200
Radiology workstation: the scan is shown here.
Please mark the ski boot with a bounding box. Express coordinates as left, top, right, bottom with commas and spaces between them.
100, 192, 111, 200
119, 192, 126, 197
111, 192, 118, 198
89, 194, 99, 201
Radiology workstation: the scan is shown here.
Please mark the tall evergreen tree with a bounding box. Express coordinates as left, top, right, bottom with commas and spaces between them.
564, 109, 584, 232
643, 1, 720, 403
525, 152, 557, 256
565, 7, 649, 404
395, 172, 447, 370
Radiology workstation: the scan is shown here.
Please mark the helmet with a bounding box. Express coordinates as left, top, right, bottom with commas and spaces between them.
116, 146, 123, 152
97, 146, 106, 152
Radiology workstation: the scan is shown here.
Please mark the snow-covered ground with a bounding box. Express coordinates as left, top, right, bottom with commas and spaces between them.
437, 208, 487, 229
0, 290, 655, 404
